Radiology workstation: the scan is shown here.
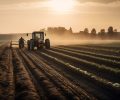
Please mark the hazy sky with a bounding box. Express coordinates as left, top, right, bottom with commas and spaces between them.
0, 0, 120, 33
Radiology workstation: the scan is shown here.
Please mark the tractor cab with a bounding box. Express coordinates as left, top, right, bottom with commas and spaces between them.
27, 31, 50, 50
32, 32, 44, 42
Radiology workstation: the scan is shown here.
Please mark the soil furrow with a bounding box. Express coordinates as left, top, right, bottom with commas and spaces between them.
51, 47, 120, 69
35, 50, 119, 100
25, 50, 95, 100
41, 49, 120, 83
61, 45, 120, 56
55, 46, 120, 62
19, 49, 67, 100
12, 49, 40, 100
0, 48, 15, 99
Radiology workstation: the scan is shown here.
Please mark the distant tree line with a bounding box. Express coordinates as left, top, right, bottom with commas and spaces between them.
76, 26, 120, 39
44, 26, 120, 40
46, 27, 72, 35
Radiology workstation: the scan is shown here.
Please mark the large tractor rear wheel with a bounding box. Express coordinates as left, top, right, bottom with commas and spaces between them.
45, 39, 50, 49
28, 40, 34, 50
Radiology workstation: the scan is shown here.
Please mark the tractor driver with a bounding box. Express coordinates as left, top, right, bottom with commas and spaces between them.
19, 37, 25, 48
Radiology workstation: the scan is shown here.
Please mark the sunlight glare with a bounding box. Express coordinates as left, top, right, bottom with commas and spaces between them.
51, 0, 75, 12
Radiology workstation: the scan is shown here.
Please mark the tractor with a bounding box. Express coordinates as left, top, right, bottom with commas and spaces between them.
27, 31, 50, 50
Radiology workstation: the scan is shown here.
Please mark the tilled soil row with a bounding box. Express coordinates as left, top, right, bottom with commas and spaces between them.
56, 46, 120, 62
62, 45, 120, 56
12, 49, 40, 100
42, 49, 120, 83
0, 45, 8, 57
51, 47, 120, 69
0, 48, 14, 100
18, 49, 67, 100
21, 49, 96, 100
36, 49, 120, 100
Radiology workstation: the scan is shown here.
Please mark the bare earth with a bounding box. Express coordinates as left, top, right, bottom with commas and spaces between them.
0, 42, 120, 100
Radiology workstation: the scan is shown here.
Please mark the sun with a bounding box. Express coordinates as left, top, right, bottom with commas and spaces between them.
51, 0, 74, 12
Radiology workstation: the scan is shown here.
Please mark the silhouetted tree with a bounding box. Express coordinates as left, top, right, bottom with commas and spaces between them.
91, 28, 96, 38
101, 29, 105, 33
108, 26, 113, 33
84, 28, 89, 36
68, 27, 73, 35
98, 29, 106, 39
113, 29, 118, 37
108, 26, 114, 37
47, 27, 54, 34
69, 27, 73, 33
47, 27, 67, 35
58, 27, 66, 33
114, 29, 117, 32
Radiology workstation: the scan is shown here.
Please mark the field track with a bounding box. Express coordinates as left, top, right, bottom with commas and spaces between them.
0, 43, 120, 100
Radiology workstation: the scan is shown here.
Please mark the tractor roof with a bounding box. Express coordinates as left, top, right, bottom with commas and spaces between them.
32, 31, 44, 34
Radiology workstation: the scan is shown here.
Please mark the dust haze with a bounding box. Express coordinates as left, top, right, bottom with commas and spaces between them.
1, 33, 120, 46
45, 34, 120, 46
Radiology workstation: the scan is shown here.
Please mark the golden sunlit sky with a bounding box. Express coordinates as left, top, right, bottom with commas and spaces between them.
0, 0, 120, 33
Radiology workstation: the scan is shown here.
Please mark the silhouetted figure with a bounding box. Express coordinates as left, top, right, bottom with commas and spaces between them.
19, 37, 25, 49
